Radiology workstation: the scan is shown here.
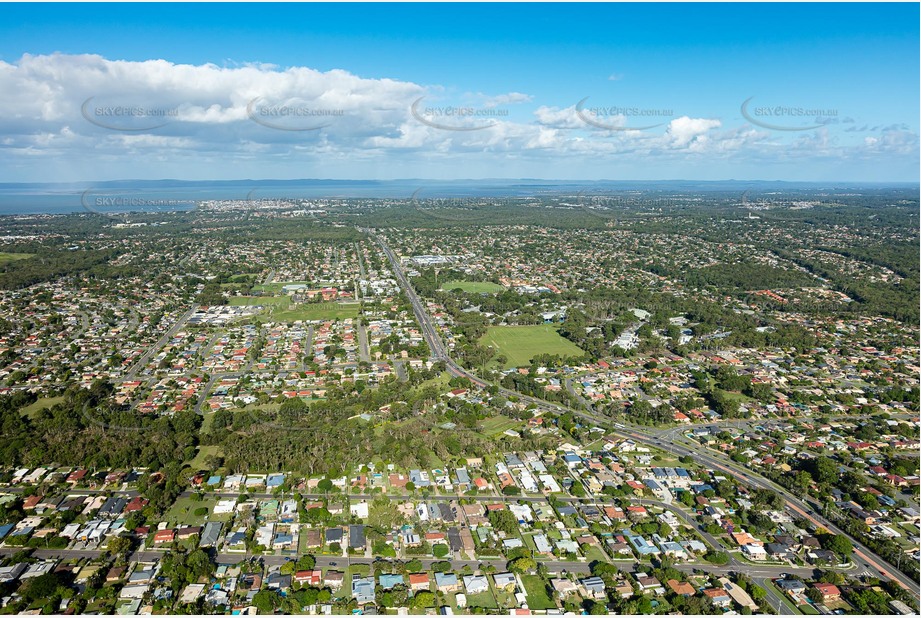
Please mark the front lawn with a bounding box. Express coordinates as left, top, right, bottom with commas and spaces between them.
520, 574, 556, 610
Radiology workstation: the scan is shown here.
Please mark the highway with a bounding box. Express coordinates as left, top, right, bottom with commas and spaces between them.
367, 228, 921, 602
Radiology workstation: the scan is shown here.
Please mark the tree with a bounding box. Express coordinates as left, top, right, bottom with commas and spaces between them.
317, 478, 334, 493
819, 533, 852, 556
296, 555, 316, 570
294, 587, 319, 608
508, 556, 536, 573
253, 590, 280, 613
807, 457, 838, 485
817, 570, 845, 585
411, 591, 435, 609
106, 535, 133, 556
185, 549, 216, 582
303, 506, 331, 524
489, 509, 519, 536
806, 588, 824, 604
404, 559, 423, 573
588, 600, 608, 614
21, 573, 59, 602
704, 550, 729, 565
433, 544, 449, 558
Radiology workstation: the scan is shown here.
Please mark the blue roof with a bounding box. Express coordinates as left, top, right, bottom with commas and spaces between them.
435, 572, 458, 586
378, 574, 405, 589
627, 534, 660, 555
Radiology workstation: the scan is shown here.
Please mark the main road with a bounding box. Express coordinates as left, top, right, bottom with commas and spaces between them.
366, 228, 920, 600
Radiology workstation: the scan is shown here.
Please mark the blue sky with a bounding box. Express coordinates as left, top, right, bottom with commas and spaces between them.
0, 3, 917, 182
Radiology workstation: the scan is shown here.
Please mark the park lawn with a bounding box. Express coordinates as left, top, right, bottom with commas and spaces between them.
651, 456, 684, 468
228, 295, 291, 308
413, 371, 453, 393
188, 445, 223, 469
520, 574, 556, 610
0, 252, 33, 265
480, 416, 522, 437
440, 280, 505, 294
464, 590, 498, 609
19, 395, 65, 419
165, 495, 218, 527
716, 388, 754, 403
269, 301, 360, 322
480, 324, 584, 369
200, 411, 216, 434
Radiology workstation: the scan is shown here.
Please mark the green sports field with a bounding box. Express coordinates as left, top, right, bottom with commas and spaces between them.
269, 301, 360, 322
480, 324, 584, 368
229, 295, 359, 322
440, 280, 505, 293
0, 252, 33, 265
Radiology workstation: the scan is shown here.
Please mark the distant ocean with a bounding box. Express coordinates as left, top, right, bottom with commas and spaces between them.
0, 179, 908, 215
0, 180, 572, 215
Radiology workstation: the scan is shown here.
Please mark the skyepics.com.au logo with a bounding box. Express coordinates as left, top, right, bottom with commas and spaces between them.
410, 97, 508, 132
81, 97, 179, 131
247, 96, 345, 131
575, 97, 673, 131
741, 97, 838, 131
81, 189, 198, 217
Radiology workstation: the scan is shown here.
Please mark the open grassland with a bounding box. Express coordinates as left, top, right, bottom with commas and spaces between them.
480, 324, 584, 368
269, 301, 360, 322
229, 295, 360, 322
440, 280, 505, 293
0, 252, 33, 265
